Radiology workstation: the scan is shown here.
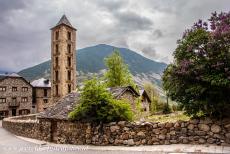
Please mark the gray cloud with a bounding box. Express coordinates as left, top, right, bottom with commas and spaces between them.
0, 0, 229, 72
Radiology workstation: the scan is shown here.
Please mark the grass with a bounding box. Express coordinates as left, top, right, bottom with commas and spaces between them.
147, 111, 191, 123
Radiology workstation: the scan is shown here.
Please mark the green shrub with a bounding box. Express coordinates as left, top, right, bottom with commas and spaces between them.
68, 78, 133, 122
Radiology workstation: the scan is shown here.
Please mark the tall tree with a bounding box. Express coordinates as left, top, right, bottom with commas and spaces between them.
104, 50, 136, 88
162, 12, 230, 118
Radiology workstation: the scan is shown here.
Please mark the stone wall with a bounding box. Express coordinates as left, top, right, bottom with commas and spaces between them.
3, 116, 230, 146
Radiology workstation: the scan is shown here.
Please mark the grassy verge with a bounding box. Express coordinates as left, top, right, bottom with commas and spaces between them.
147, 111, 190, 123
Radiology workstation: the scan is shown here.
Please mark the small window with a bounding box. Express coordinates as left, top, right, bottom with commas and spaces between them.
55, 44, 59, 53
55, 31, 59, 40
19, 109, 30, 115
0, 86, 6, 92
55, 71, 59, 81
55, 57, 59, 67
44, 89, 48, 97
67, 44, 71, 53
22, 87, 28, 92
68, 84, 71, 93
12, 87, 17, 92
68, 70, 71, 80
12, 97, 16, 103
67, 57, 71, 67
21, 97, 28, 102
0, 98, 6, 103
43, 99, 48, 103
56, 85, 59, 95
67, 31, 71, 40
43, 108, 47, 110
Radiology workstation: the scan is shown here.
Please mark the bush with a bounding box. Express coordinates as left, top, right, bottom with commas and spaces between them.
68, 78, 133, 122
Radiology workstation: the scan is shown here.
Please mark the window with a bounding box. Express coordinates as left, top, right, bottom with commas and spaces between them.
55, 71, 59, 81
56, 85, 58, 95
0, 98, 6, 103
22, 87, 28, 92
67, 44, 71, 53
67, 31, 71, 40
68, 84, 71, 93
55, 31, 59, 40
19, 109, 30, 115
55, 57, 59, 67
21, 97, 28, 102
44, 89, 48, 97
12, 87, 17, 92
0, 86, 6, 92
68, 70, 71, 80
12, 97, 16, 103
43, 99, 48, 103
67, 57, 71, 67
55, 44, 59, 53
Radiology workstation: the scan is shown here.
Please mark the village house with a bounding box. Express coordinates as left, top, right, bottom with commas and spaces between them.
31, 78, 51, 113
139, 89, 151, 112
0, 73, 33, 118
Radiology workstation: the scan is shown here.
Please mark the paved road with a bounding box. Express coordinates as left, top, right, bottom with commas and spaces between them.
1, 120, 230, 154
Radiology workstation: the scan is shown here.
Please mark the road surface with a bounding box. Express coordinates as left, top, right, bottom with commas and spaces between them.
0, 120, 230, 154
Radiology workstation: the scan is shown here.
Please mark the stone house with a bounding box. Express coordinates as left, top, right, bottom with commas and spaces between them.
139, 89, 151, 113
31, 78, 51, 113
0, 73, 33, 117
108, 86, 140, 111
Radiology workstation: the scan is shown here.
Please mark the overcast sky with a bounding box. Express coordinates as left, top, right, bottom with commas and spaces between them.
0, 0, 229, 72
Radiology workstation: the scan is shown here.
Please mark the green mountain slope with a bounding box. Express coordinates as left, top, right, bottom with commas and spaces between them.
18, 44, 167, 84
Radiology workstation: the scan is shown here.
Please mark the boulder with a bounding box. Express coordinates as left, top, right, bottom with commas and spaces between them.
159, 134, 166, 140
123, 139, 134, 146
110, 125, 120, 132
198, 138, 206, 144
198, 124, 210, 132
137, 131, 145, 137
187, 124, 195, 130
211, 124, 221, 133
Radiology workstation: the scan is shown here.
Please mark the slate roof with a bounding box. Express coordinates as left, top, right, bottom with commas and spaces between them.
31, 78, 51, 88
139, 89, 151, 102
38, 92, 80, 120
51, 15, 76, 30
108, 86, 140, 98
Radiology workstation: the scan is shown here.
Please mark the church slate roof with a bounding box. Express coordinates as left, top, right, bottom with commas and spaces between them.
108, 86, 140, 99
38, 92, 80, 120
51, 15, 76, 30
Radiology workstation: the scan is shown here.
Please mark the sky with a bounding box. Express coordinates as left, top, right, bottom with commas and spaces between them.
0, 0, 229, 72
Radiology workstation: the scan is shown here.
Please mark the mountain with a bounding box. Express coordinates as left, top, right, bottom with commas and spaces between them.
18, 44, 167, 86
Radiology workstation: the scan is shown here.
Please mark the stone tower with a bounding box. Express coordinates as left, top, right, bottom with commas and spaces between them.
51, 15, 77, 103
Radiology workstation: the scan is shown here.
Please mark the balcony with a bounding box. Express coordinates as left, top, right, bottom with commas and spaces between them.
9, 102, 20, 107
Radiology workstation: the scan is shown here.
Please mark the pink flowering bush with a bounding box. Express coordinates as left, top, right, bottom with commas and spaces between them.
162, 12, 230, 118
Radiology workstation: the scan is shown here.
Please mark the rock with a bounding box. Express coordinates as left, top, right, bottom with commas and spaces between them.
195, 131, 206, 136
158, 123, 165, 128
181, 122, 185, 127
121, 133, 129, 140
198, 124, 210, 132
225, 133, 230, 138
123, 139, 134, 146
211, 124, 221, 133
169, 130, 176, 135
198, 138, 206, 144
165, 122, 173, 128
174, 122, 180, 128
109, 138, 114, 143
110, 125, 120, 132
137, 131, 145, 137
170, 140, 177, 144
141, 139, 146, 144
153, 129, 160, 134
200, 118, 212, 124
207, 138, 216, 144
161, 129, 168, 134
118, 121, 126, 127
159, 134, 166, 140
109, 122, 117, 125
187, 124, 195, 130
123, 127, 129, 131
224, 124, 230, 130
181, 128, 187, 133
190, 119, 199, 124
152, 123, 158, 128
182, 138, 189, 144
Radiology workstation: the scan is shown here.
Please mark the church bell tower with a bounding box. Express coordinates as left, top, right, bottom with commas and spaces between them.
50, 15, 77, 103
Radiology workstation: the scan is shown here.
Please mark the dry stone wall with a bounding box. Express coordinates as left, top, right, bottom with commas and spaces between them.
2, 116, 230, 146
